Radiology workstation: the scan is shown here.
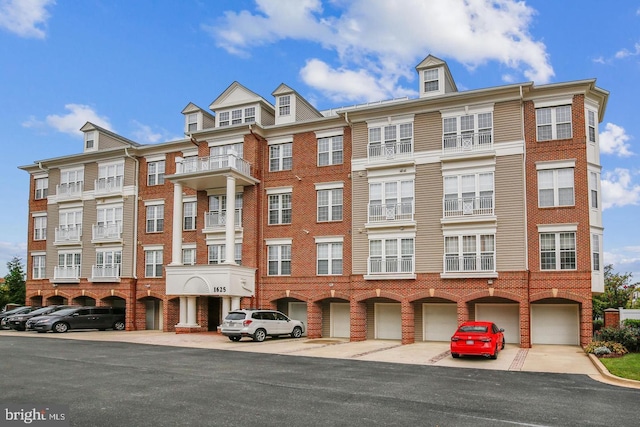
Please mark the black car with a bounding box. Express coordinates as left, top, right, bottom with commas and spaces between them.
1, 307, 37, 329
8, 305, 77, 331
28, 306, 126, 333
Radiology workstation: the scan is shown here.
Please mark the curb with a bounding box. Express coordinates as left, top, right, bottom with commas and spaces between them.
588, 354, 640, 389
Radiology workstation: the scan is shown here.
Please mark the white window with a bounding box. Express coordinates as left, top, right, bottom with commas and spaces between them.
35, 177, 48, 200
145, 249, 163, 277
268, 193, 292, 225
187, 113, 198, 132
268, 244, 291, 275
587, 110, 597, 143
368, 238, 414, 274
538, 168, 574, 207
32, 255, 46, 279
207, 194, 242, 227
444, 235, 495, 272
85, 131, 95, 149
540, 232, 576, 270
146, 205, 164, 233
317, 188, 343, 222
147, 160, 165, 186
317, 242, 343, 275
590, 171, 599, 209
592, 234, 601, 272
96, 250, 122, 275
97, 162, 124, 192
444, 173, 494, 215
219, 111, 230, 127
231, 109, 242, 125
59, 169, 84, 194
368, 122, 413, 158
33, 215, 47, 240
424, 69, 439, 92
536, 106, 572, 141
269, 143, 293, 171
244, 107, 256, 123
182, 248, 196, 265
183, 201, 197, 230
318, 135, 343, 166
58, 252, 81, 269
208, 244, 242, 265
368, 180, 414, 221
96, 206, 123, 237
279, 95, 291, 116
443, 112, 493, 149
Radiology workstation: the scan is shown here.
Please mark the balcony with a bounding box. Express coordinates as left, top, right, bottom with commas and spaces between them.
94, 177, 124, 196
204, 209, 242, 232
443, 196, 494, 218
92, 223, 122, 242
168, 154, 258, 191
56, 182, 83, 200
53, 266, 80, 283
365, 257, 415, 280
91, 265, 121, 282
368, 141, 413, 162
367, 202, 414, 224
442, 132, 493, 156
165, 263, 256, 297
442, 254, 497, 278
54, 226, 82, 245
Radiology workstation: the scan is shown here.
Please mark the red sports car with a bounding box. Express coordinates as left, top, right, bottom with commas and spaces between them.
450, 321, 505, 359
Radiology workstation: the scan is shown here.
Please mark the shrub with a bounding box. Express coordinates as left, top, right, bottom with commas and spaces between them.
592, 319, 603, 332
585, 341, 628, 356
595, 326, 639, 352
622, 319, 640, 328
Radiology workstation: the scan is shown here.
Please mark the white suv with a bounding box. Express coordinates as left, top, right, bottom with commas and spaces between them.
221, 309, 305, 342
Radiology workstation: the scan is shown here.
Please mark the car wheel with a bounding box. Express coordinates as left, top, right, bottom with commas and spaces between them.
53, 322, 69, 333
501, 338, 505, 350
490, 345, 498, 359
113, 321, 125, 331
16, 326, 25, 331
229, 336, 241, 342
36, 331, 46, 333
253, 328, 267, 342
291, 326, 303, 339
451, 353, 460, 359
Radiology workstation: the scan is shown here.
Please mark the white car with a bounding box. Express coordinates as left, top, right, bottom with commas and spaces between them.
221, 309, 304, 342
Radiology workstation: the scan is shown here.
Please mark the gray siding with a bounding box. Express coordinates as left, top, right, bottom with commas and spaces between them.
494, 100, 523, 143
296, 98, 321, 121
414, 111, 441, 152
203, 114, 216, 129
495, 154, 527, 270
415, 162, 444, 272
351, 173, 369, 275
351, 122, 368, 160
81, 199, 96, 279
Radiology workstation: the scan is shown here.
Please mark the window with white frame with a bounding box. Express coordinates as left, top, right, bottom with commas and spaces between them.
369, 237, 414, 274
443, 112, 493, 149
210, 143, 244, 170
368, 121, 413, 158
145, 249, 163, 277
268, 244, 291, 275
423, 69, 439, 92
590, 171, 599, 209
59, 168, 83, 194
218, 108, 255, 127
95, 249, 122, 276
183, 201, 197, 230
207, 243, 242, 265
279, 95, 291, 116
147, 160, 165, 186
318, 135, 343, 166
268, 192, 292, 225
244, 107, 256, 123
97, 162, 124, 191
536, 105, 572, 141
85, 131, 96, 149
207, 193, 242, 227
219, 111, 230, 127
187, 113, 198, 132
35, 177, 48, 200
540, 232, 576, 270
231, 109, 242, 125
32, 254, 46, 279
96, 205, 123, 238
538, 168, 574, 207
587, 110, 597, 143
444, 234, 495, 272
182, 247, 196, 265
368, 180, 414, 222
317, 242, 343, 275
146, 204, 164, 233
59, 209, 82, 230
317, 188, 343, 222
444, 172, 494, 216
58, 252, 81, 273
592, 234, 601, 271
33, 215, 47, 240
269, 143, 292, 171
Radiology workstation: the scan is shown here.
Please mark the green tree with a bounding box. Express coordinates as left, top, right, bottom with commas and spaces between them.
2, 257, 26, 306
593, 264, 637, 319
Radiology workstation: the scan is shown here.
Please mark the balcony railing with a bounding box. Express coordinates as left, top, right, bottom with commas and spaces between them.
91, 265, 121, 281
368, 257, 414, 275
94, 177, 124, 195
204, 209, 242, 229
56, 182, 83, 199
53, 266, 80, 281
368, 202, 414, 222
368, 141, 413, 160
443, 196, 494, 217
443, 132, 492, 155
444, 254, 495, 273
54, 226, 82, 244
92, 223, 122, 241
177, 154, 251, 176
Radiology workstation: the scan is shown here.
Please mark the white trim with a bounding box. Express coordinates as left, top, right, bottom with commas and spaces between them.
442, 225, 497, 235
315, 181, 344, 190
266, 186, 293, 195
57, 202, 83, 209
207, 136, 245, 147
535, 159, 576, 170
537, 223, 578, 233
533, 96, 574, 108
181, 148, 198, 157
267, 135, 293, 145
30, 251, 46, 256
31, 211, 47, 218
314, 236, 344, 244
265, 238, 292, 246
367, 114, 415, 128
143, 245, 164, 251
367, 231, 416, 240
440, 103, 494, 118
315, 128, 344, 139
182, 195, 197, 203
145, 154, 167, 162
442, 162, 495, 175
367, 170, 415, 181
181, 243, 196, 249
33, 172, 48, 180
144, 199, 165, 206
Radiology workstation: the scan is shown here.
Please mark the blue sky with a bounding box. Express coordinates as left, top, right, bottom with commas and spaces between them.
1, 0, 639, 280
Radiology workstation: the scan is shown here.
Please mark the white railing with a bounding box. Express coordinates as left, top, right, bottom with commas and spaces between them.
368, 141, 413, 160
53, 266, 80, 280
442, 132, 492, 154
54, 226, 82, 243
368, 257, 414, 274
177, 154, 251, 176
91, 265, 121, 280
368, 202, 413, 222
92, 223, 122, 241
204, 209, 242, 229
95, 176, 124, 195
56, 182, 83, 199
443, 196, 494, 217
444, 254, 495, 272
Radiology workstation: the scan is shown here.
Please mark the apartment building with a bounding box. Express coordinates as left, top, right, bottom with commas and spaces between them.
20, 55, 608, 347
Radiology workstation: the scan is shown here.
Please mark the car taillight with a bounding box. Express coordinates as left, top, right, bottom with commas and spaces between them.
243, 320, 252, 327
451, 337, 459, 341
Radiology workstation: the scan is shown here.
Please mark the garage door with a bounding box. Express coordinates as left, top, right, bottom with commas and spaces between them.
288, 302, 308, 336
423, 303, 458, 341
476, 304, 520, 344
531, 304, 579, 345
330, 303, 350, 338
375, 303, 402, 339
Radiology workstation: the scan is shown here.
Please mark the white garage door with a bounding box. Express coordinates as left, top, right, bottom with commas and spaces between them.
375, 303, 402, 339
531, 304, 579, 345
476, 304, 520, 344
423, 303, 458, 341
288, 302, 308, 336
330, 303, 350, 338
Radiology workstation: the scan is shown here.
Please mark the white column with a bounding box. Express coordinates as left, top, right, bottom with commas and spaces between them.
222, 297, 231, 321
171, 180, 183, 265
178, 297, 187, 325
224, 175, 236, 265
231, 296, 241, 311
187, 296, 198, 326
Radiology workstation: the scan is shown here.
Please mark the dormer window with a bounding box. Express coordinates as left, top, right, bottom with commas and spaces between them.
245, 107, 255, 123
219, 111, 230, 127
424, 69, 439, 93
217, 107, 256, 127
186, 113, 198, 132
85, 131, 96, 150
279, 96, 291, 116
232, 109, 242, 125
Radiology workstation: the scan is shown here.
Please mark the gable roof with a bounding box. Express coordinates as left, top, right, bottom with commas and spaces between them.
271, 83, 323, 118
209, 81, 274, 111
80, 122, 141, 147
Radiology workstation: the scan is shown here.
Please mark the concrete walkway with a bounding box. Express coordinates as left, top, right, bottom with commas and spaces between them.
2, 330, 638, 388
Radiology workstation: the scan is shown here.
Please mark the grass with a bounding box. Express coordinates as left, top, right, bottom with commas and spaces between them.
599, 353, 640, 381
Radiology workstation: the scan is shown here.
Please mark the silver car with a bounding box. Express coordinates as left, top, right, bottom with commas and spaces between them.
221, 309, 304, 342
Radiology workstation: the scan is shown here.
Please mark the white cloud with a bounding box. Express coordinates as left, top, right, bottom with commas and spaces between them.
604, 248, 640, 282
208, 0, 553, 103
614, 42, 640, 59
601, 168, 640, 210
0, 241, 27, 277
0, 0, 55, 39
43, 104, 113, 136
600, 122, 634, 157
130, 120, 183, 144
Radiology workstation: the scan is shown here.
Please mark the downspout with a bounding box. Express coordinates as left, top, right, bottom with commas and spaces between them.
125, 147, 139, 330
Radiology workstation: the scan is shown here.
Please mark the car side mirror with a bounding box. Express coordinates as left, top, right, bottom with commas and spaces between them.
499, 328, 505, 332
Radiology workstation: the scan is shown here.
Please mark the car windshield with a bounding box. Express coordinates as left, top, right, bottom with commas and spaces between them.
459, 325, 488, 333
47, 308, 77, 316
2, 307, 26, 315
225, 312, 246, 320
25, 307, 55, 315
